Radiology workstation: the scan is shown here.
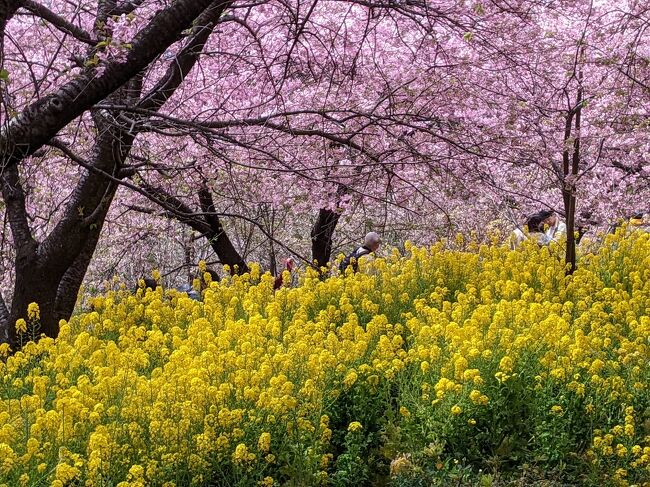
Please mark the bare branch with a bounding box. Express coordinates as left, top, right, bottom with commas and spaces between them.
111, 0, 146, 16
0, 0, 231, 168
0, 165, 37, 251
22, 1, 96, 44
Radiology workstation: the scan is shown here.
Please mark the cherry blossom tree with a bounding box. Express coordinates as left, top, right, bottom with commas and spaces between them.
407, 0, 650, 271
1, 0, 648, 347
0, 0, 468, 345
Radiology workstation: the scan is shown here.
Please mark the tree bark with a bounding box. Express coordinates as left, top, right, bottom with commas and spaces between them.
4, 117, 129, 344
0, 291, 9, 343
53, 229, 104, 322
311, 208, 341, 269
0, 1, 21, 35
562, 56, 584, 275
198, 187, 249, 274
0, 0, 230, 169
0, 3, 227, 345
562, 123, 580, 274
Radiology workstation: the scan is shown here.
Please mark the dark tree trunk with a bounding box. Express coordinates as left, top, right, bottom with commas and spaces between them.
4, 123, 128, 344
562, 58, 583, 275
0, 2, 20, 39
53, 202, 112, 321
269, 242, 277, 277
9, 260, 61, 344
563, 188, 577, 274
0, 292, 9, 343
311, 208, 341, 269
0, 3, 226, 346
198, 187, 249, 274
561, 132, 579, 274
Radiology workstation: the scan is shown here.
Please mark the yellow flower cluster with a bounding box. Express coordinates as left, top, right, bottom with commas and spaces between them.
0, 231, 648, 485
26, 303, 40, 322
347, 422, 363, 433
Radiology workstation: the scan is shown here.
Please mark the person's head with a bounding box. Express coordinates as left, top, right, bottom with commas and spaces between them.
526, 210, 554, 232
284, 257, 295, 272
630, 210, 648, 225
364, 232, 382, 252
539, 210, 557, 227
525, 214, 544, 233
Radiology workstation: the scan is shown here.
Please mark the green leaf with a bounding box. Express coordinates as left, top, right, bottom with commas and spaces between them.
0, 69, 9, 81
85, 55, 100, 67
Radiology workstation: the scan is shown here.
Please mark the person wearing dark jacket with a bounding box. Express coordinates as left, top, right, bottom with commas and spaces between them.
339, 232, 382, 274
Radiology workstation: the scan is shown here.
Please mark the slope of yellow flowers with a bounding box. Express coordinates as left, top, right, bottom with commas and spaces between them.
1, 230, 649, 486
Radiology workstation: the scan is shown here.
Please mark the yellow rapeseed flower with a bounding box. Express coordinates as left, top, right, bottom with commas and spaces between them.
0, 231, 647, 485
258, 432, 271, 453
27, 302, 40, 321
348, 421, 363, 432
15, 318, 27, 334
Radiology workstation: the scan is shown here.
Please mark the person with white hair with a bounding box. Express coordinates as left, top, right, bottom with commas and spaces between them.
339, 232, 382, 274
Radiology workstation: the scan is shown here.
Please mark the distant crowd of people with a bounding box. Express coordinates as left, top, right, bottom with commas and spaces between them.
509, 208, 650, 250
337, 209, 650, 273
136, 209, 648, 296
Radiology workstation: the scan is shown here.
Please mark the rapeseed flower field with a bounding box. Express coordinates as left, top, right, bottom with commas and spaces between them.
1, 231, 649, 486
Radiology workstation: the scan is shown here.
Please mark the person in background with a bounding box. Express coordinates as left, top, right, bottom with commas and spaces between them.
137, 277, 159, 291
136, 267, 220, 301
274, 257, 295, 290
510, 210, 566, 249
538, 210, 566, 245
629, 210, 650, 232
339, 232, 382, 274
510, 212, 544, 249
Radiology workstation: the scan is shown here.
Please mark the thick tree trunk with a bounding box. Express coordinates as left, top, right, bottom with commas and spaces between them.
311, 208, 341, 269
0, 292, 9, 343
198, 187, 249, 274
4, 132, 125, 344
8, 259, 61, 344
53, 203, 112, 321
0, 4, 226, 346
0, 2, 20, 38
1, 80, 135, 345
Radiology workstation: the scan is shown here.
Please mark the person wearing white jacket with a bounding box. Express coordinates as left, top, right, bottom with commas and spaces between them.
510, 210, 566, 249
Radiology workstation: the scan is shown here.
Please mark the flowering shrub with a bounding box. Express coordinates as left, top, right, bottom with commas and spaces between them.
1, 230, 649, 486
